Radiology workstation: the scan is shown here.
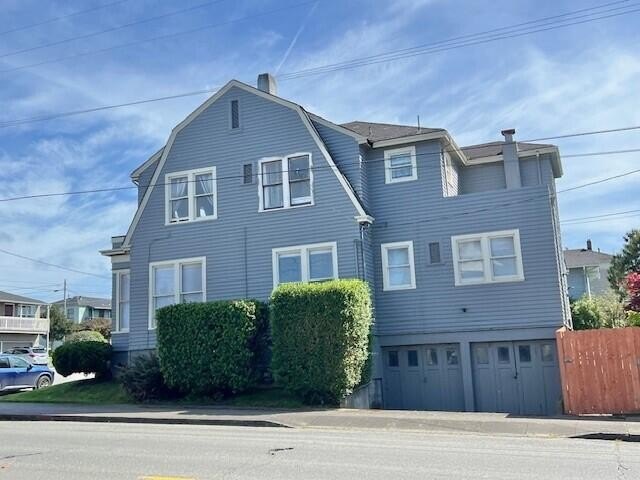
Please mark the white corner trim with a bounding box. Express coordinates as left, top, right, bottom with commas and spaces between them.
384, 146, 417, 184
123, 80, 369, 247
451, 229, 525, 286
271, 241, 338, 289
381, 241, 416, 291
148, 256, 207, 330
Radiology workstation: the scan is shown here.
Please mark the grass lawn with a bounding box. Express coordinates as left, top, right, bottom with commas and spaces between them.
0, 379, 306, 409
0, 379, 130, 404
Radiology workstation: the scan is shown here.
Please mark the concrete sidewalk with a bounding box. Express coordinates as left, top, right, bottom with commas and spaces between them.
0, 402, 638, 438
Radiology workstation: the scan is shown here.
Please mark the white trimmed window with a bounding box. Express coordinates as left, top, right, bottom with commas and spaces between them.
259, 153, 312, 211
452, 229, 524, 286
272, 242, 337, 287
149, 257, 206, 329
381, 241, 416, 291
115, 270, 130, 333
165, 167, 217, 224
384, 146, 417, 184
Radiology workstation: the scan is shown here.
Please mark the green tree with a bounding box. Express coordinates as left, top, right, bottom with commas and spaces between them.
608, 229, 640, 297
570, 293, 628, 330
49, 305, 73, 341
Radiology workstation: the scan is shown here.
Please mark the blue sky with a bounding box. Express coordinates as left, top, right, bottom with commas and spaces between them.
0, 0, 639, 302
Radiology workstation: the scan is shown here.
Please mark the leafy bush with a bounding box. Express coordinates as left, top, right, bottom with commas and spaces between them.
66, 330, 106, 343
75, 318, 112, 340
571, 293, 628, 330
120, 353, 179, 402
628, 311, 640, 327
625, 272, 640, 312
270, 279, 372, 405
52, 341, 112, 378
156, 300, 268, 396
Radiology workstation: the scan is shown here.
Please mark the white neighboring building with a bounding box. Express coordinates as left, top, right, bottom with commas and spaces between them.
565, 240, 613, 300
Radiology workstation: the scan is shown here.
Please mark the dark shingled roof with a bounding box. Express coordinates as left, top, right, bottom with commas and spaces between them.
0, 290, 47, 305
53, 296, 112, 310
340, 121, 444, 142
461, 141, 556, 160
564, 249, 613, 269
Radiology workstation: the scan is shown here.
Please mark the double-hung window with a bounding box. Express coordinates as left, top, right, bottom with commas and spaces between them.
115, 270, 130, 333
452, 229, 524, 285
149, 257, 205, 329
272, 242, 337, 287
165, 167, 217, 224
381, 241, 416, 291
259, 153, 312, 211
384, 146, 417, 184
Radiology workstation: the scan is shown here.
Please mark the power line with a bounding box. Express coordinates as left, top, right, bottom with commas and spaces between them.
0, 247, 110, 279
561, 208, 640, 223
0, 0, 230, 60
0, 1, 315, 75
278, 3, 640, 80
0, 145, 639, 203
0, 0, 134, 37
561, 213, 640, 226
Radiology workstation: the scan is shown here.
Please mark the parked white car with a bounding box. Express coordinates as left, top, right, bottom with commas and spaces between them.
5, 347, 49, 365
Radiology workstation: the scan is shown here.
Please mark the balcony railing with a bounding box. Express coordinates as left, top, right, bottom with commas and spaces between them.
0, 316, 50, 334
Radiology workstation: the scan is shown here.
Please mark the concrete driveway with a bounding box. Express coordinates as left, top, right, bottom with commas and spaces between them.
52, 371, 94, 385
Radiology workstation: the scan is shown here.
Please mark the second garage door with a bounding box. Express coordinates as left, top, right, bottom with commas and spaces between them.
383, 344, 465, 411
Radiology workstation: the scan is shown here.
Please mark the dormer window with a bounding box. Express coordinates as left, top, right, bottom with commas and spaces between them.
384, 146, 417, 183
165, 167, 217, 224
230, 99, 240, 129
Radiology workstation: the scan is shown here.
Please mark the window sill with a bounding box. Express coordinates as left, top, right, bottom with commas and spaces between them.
382, 284, 416, 292
385, 176, 417, 185
112, 330, 129, 334
165, 216, 218, 226
454, 276, 525, 287
259, 202, 314, 213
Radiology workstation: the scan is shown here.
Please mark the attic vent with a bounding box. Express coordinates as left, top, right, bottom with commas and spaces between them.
242, 163, 254, 184
230, 100, 240, 129
428, 242, 441, 264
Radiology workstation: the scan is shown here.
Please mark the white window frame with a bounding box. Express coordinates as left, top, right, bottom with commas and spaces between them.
451, 229, 524, 286
381, 241, 416, 291
272, 241, 338, 288
258, 152, 314, 212
148, 257, 206, 329
384, 146, 417, 184
114, 269, 130, 333
164, 167, 217, 225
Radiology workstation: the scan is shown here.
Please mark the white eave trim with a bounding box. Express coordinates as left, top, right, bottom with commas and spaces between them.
307, 113, 369, 144
130, 146, 164, 183
371, 131, 447, 149
465, 146, 563, 178
100, 247, 130, 257
122, 80, 369, 248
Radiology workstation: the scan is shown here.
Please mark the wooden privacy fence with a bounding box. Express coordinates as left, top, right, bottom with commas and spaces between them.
556, 327, 640, 415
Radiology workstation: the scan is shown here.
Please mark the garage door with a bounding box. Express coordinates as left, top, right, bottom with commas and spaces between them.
472, 340, 561, 415
383, 344, 464, 411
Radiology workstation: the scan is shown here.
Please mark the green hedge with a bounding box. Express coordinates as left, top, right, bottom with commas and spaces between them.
156, 300, 268, 396
270, 279, 372, 405
52, 341, 112, 378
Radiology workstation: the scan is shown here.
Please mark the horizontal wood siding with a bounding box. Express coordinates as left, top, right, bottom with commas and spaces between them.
127, 86, 361, 351
364, 139, 565, 336
137, 159, 158, 205
459, 162, 506, 193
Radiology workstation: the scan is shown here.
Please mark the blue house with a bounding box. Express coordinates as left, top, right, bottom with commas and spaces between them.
102, 74, 570, 415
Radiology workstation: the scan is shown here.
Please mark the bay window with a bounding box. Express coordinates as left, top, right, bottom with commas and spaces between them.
149, 257, 206, 329
452, 229, 524, 285
272, 242, 337, 287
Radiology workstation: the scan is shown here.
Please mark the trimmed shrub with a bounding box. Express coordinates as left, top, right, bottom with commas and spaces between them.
67, 330, 107, 343
270, 279, 372, 405
75, 318, 112, 340
156, 300, 268, 396
52, 341, 112, 378
120, 353, 180, 402
571, 293, 628, 330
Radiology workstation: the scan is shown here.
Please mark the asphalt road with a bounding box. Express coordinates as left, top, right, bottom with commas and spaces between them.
0, 422, 638, 479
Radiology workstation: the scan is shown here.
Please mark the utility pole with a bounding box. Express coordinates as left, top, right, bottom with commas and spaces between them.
63, 279, 68, 315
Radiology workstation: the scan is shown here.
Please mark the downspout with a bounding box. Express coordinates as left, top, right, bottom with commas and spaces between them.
359, 223, 368, 282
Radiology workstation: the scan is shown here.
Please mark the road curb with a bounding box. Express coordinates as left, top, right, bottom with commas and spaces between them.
0, 414, 290, 428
